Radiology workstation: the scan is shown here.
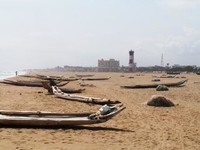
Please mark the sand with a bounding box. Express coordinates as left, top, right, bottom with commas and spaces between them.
0, 72, 200, 150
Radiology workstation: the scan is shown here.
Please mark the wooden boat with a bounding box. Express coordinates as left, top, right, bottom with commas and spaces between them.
81, 77, 111, 81
0, 104, 125, 127
52, 86, 121, 105
159, 75, 175, 78
42, 81, 85, 94
36, 74, 79, 81
166, 71, 180, 75
0, 79, 46, 87
0, 79, 68, 87
75, 74, 94, 77
59, 88, 85, 93
121, 79, 188, 89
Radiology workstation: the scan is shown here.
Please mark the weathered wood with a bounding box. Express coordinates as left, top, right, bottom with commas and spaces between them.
81, 77, 111, 81
75, 74, 94, 77
0, 79, 45, 87
0, 110, 91, 116
53, 87, 121, 105
121, 79, 188, 89
59, 88, 85, 93
20, 74, 79, 81
0, 105, 125, 127
0, 79, 66, 87
36, 74, 79, 81
42, 82, 85, 94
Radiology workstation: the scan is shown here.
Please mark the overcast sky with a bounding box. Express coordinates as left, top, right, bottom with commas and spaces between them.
0, 0, 200, 70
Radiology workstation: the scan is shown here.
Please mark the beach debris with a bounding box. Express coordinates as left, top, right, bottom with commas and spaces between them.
152, 78, 160, 82
88, 104, 123, 119
135, 74, 145, 76
194, 82, 200, 84
146, 95, 175, 107
181, 76, 186, 78
128, 76, 134, 79
156, 85, 169, 91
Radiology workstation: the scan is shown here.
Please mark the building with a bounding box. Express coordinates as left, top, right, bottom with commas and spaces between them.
63, 65, 97, 72
98, 59, 120, 72
129, 50, 137, 72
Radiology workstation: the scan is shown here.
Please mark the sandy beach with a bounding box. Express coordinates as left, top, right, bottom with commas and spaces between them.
0, 72, 200, 150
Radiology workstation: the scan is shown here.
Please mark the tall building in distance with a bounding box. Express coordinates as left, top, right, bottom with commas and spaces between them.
129, 50, 136, 72
98, 59, 120, 72
161, 53, 164, 67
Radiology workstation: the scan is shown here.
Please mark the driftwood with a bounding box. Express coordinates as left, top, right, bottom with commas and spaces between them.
0, 104, 125, 127
52, 86, 121, 105
121, 79, 188, 89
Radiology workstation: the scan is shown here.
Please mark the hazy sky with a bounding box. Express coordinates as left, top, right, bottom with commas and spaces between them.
0, 0, 200, 70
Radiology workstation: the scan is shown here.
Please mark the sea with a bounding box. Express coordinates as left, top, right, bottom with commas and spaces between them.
0, 70, 26, 80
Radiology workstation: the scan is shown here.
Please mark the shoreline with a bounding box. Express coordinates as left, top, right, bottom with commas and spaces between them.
0, 70, 27, 80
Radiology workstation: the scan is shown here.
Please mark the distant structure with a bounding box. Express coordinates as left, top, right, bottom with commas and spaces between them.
98, 59, 120, 72
129, 50, 136, 72
63, 65, 97, 72
161, 53, 164, 67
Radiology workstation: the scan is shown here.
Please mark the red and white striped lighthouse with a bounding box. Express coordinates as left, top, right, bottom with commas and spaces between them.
129, 50, 134, 72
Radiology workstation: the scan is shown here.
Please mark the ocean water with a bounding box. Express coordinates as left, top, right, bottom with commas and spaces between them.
0, 70, 26, 80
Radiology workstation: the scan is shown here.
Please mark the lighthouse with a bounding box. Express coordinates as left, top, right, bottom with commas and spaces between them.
129, 50, 135, 72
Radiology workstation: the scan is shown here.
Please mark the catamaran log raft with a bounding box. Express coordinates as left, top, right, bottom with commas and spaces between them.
81, 77, 111, 81
75, 74, 94, 77
42, 81, 85, 94
121, 79, 188, 89
51, 86, 121, 105
19, 74, 79, 81
0, 104, 125, 127
35, 74, 79, 81
58, 88, 85, 93
0, 79, 69, 87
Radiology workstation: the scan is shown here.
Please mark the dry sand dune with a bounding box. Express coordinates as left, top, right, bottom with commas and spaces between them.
0, 72, 200, 150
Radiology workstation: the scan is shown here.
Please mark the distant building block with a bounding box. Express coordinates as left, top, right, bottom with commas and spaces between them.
98, 59, 120, 72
